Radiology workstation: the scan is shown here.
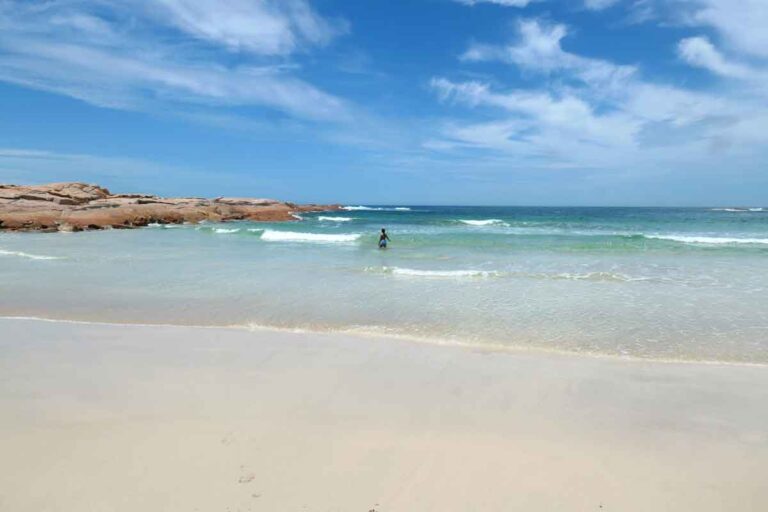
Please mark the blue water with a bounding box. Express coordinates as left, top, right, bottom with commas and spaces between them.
1, 206, 767, 363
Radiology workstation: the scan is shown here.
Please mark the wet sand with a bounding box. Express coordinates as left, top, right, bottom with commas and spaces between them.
1, 317, 766, 511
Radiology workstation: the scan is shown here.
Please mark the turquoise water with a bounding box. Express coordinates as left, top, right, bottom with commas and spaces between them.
1, 206, 767, 363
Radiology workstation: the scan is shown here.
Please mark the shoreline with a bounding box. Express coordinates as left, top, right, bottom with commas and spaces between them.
1, 316, 766, 511
3, 313, 767, 368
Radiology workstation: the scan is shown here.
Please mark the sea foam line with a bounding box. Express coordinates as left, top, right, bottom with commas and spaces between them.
711, 207, 765, 212
368, 266, 498, 278
317, 216, 354, 222
367, 267, 652, 283
0, 249, 63, 260
261, 230, 360, 243
459, 219, 507, 227
342, 206, 411, 211
646, 235, 768, 245
3, 315, 764, 367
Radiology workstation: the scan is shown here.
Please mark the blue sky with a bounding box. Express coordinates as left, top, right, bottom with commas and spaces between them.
1, 0, 767, 205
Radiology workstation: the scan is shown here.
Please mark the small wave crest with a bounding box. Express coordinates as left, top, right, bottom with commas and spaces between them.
711, 207, 765, 212
365, 266, 652, 283
147, 222, 185, 228
342, 206, 411, 211
646, 235, 768, 245
538, 271, 650, 283
261, 230, 360, 243
367, 266, 498, 278
0, 249, 63, 260
213, 228, 241, 234
459, 219, 507, 227
317, 216, 354, 222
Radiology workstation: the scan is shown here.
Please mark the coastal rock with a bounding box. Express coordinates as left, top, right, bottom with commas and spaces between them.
0, 182, 339, 232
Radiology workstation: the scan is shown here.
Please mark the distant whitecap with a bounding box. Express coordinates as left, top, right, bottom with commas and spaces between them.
261, 230, 360, 243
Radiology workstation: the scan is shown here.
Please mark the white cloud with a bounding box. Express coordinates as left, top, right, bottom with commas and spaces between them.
147, 0, 346, 56
431, 77, 637, 165
455, 0, 536, 6
583, 0, 620, 10
689, 0, 768, 59
461, 19, 636, 92
672, 3, 768, 94
628, 1, 768, 59
455, 0, 620, 10
677, 37, 758, 81
430, 17, 768, 172
0, 1, 349, 121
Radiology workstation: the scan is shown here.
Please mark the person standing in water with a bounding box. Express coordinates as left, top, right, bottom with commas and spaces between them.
379, 228, 390, 249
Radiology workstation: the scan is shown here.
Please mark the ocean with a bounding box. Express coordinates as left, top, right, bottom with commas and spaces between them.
1, 206, 767, 364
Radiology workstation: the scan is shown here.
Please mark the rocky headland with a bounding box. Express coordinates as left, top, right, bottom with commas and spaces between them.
0, 182, 339, 232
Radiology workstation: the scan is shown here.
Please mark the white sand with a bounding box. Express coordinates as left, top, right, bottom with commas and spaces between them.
0, 317, 767, 511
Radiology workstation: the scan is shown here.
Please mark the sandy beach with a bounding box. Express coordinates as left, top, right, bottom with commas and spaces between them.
1, 317, 766, 511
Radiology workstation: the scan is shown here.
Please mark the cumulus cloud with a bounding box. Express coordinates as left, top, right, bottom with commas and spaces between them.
687, 0, 768, 59
461, 19, 635, 93
674, 3, 768, 92
628, 0, 768, 59
429, 16, 768, 172
677, 37, 757, 81
0, 0, 349, 120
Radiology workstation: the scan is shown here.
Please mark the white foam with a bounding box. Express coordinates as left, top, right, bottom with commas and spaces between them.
647, 235, 768, 245
369, 267, 644, 282
342, 206, 411, 211
371, 266, 497, 278
291, 214, 304, 220
459, 219, 507, 227
542, 271, 649, 283
0, 249, 63, 260
317, 216, 354, 222
148, 222, 183, 228
213, 228, 241, 234
711, 207, 765, 212
261, 230, 360, 243
247, 228, 265, 233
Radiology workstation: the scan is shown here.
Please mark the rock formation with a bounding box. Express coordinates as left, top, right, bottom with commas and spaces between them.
0, 182, 339, 232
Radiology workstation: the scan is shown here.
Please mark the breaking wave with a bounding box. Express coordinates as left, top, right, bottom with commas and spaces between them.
0, 249, 63, 260
342, 206, 412, 211
536, 271, 651, 283
317, 216, 354, 222
711, 208, 765, 212
367, 266, 498, 278
366, 267, 650, 283
459, 219, 507, 227
646, 235, 768, 245
261, 230, 361, 243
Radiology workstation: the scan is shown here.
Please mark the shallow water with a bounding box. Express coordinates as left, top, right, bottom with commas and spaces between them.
2, 206, 767, 363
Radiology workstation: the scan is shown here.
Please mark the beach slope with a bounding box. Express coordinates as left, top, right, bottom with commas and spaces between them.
0, 318, 766, 511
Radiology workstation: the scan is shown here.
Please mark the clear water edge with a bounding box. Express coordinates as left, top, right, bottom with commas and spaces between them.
1, 206, 767, 364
